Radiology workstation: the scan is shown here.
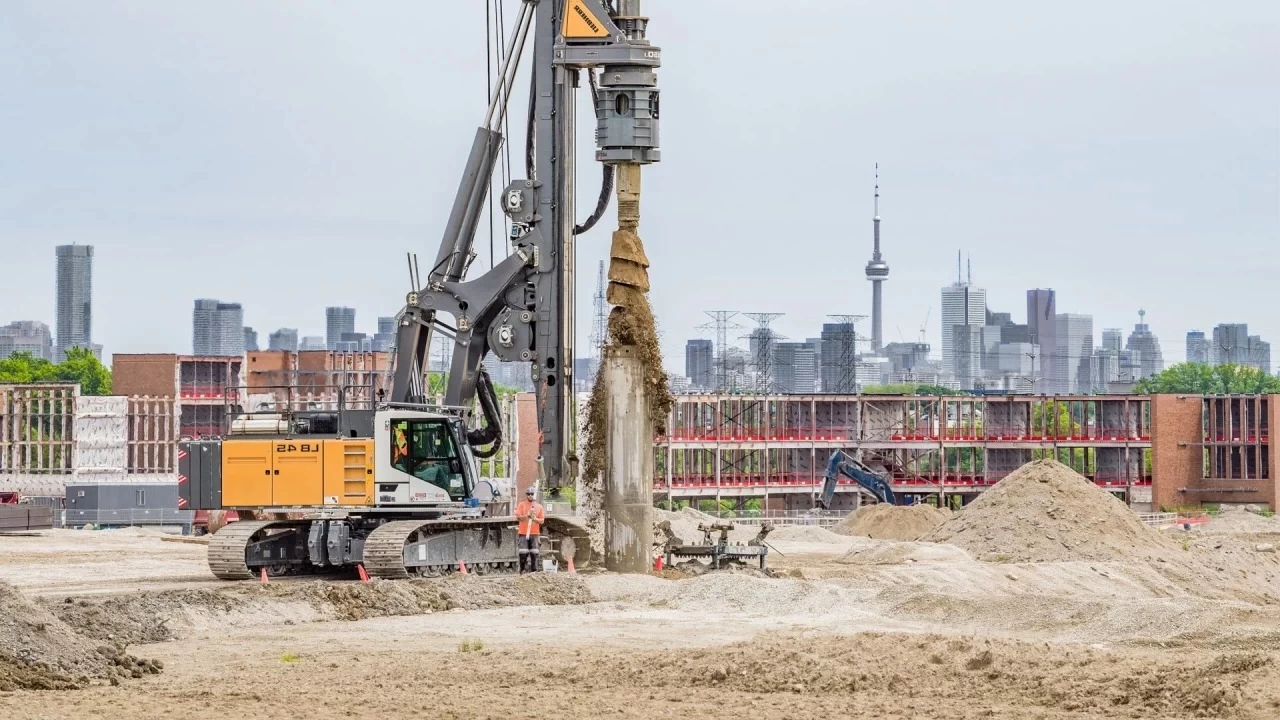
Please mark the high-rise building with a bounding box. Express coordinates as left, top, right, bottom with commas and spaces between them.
820, 322, 858, 393
336, 332, 370, 353
941, 275, 987, 378
243, 327, 259, 353
684, 339, 713, 389
0, 321, 54, 360
192, 299, 245, 356
864, 166, 889, 352
952, 325, 983, 390
1186, 331, 1209, 364
1052, 313, 1093, 394
773, 341, 817, 393
855, 356, 889, 390
268, 328, 299, 352
883, 342, 931, 377
1087, 349, 1121, 393
54, 245, 93, 361
1208, 323, 1270, 371
1026, 289, 1056, 388
1124, 309, 1163, 379
299, 336, 326, 351
1101, 328, 1123, 354
996, 342, 1038, 376
373, 316, 397, 352
806, 338, 823, 391
325, 307, 356, 351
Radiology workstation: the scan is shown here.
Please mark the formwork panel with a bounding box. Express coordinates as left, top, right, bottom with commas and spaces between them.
73, 395, 128, 483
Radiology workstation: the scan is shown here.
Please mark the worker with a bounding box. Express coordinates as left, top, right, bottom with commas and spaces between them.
514, 487, 546, 573
392, 423, 410, 472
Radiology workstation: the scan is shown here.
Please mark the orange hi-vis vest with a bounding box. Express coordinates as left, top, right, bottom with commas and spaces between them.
515, 500, 545, 536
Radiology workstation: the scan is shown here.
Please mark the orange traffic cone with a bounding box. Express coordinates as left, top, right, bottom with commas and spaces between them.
356, 564, 370, 583
653, 555, 664, 572
566, 555, 576, 574
260, 567, 269, 584
458, 559, 468, 575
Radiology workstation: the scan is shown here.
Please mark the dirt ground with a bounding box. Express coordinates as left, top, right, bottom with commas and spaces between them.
2, 507, 1280, 719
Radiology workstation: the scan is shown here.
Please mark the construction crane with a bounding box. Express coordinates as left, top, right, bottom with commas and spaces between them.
818, 450, 897, 510
195, 0, 661, 580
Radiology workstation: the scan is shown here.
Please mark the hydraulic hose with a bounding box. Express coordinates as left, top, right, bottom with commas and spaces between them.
574, 70, 613, 235
467, 365, 503, 458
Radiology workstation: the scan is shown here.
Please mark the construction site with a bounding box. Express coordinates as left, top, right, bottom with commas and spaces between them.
3, 1, 1279, 719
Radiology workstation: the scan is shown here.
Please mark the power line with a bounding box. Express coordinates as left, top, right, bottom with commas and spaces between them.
698, 311, 742, 392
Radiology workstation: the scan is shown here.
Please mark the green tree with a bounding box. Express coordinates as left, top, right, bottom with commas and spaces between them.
0, 349, 112, 394
860, 383, 919, 395
914, 384, 967, 396
1135, 362, 1280, 394
0, 352, 57, 383
57, 347, 112, 395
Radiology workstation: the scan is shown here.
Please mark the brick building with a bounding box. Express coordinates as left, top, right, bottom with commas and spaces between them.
1151, 394, 1276, 511
245, 350, 387, 409
112, 354, 242, 438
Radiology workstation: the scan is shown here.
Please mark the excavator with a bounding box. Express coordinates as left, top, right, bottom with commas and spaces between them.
817, 450, 898, 510
191, 0, 661, 580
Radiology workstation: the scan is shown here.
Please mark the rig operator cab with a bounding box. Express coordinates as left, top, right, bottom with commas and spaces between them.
380, 411, 479, 506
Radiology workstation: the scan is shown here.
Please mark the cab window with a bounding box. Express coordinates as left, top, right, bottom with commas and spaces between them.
389, 419, 467, 500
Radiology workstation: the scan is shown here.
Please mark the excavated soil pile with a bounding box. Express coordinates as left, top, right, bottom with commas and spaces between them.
925, 459, 1177, 562
833, 503, 949, 541
289, 574, 591, 621
767, 525, 848, 543
1203, 507, 1280, 536
45, 587, 245, 645
0, 582, 159, 691
482, 632, 1277, 718
44, 575, 594, 634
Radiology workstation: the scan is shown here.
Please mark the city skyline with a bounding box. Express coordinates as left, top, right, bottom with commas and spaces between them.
2, 2, 1275, 375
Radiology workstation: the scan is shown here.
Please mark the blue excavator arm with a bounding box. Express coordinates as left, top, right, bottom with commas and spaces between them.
818, 451, 897, 509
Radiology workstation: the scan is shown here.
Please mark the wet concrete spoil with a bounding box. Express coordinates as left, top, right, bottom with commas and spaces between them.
5, 460, 1280, 718
583, 161, 670, 565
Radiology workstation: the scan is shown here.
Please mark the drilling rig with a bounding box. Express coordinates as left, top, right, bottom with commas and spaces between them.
191, 0, 661, 580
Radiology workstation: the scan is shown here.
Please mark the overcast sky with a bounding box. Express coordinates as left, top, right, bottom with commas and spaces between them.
2, 1, 1277, 374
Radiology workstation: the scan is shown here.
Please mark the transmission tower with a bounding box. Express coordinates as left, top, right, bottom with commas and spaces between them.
698, 311, 742, 392
826, 314, 866, 394
589, 261, 608, 364
741, 313, 784, 394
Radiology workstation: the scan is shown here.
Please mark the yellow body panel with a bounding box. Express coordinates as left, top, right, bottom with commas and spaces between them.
322, 439, 374, 506
272, 441, 325, 506
221, 440, 274, 506
562, 0, 609, 38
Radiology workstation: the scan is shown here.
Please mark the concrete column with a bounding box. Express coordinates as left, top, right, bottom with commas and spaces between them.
603, 346, 654, 573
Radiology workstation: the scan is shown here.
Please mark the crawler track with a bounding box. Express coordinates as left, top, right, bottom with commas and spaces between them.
363, 518, 519, 579
207, 520, 277, 580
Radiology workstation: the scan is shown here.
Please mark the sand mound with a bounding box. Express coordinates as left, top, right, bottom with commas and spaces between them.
1202, 507, 1280, 536
0, 582, 159, 691
768, 524, 848, 544
833, 503, 949, 541
925, 459, 1176, 562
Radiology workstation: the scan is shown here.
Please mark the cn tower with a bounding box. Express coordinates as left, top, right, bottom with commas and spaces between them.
865, 164, 889, 352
